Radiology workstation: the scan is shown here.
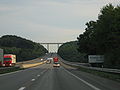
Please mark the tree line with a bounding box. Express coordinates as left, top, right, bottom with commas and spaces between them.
77, 4, 120, 68
58, 41, 87, 63
0, 35, 48, 62
58, 4, 120, 68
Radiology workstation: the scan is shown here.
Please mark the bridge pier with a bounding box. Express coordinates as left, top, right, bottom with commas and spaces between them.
40, 43, 63, 53
47, 44, 49, 53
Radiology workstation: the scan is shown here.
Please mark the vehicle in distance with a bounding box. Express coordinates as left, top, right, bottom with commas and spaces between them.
40, 58, 43, 61
3, 54, 16, 66
53, 62, 60, 67
53, 57, 60, 67
46, 58, 52, 64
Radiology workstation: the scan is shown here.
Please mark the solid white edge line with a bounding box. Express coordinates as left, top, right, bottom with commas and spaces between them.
0, 66, 36, 77
0, 70, 24, 77
63, 68, 101, 90
18, 87, 26, 90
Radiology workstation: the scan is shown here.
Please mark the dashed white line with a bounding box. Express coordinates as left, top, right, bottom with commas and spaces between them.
18, 87, 26, 90
63, 68, 101, 90
37, 74, 40, 77
31, 79, 35, 81
41, 70, 46, 74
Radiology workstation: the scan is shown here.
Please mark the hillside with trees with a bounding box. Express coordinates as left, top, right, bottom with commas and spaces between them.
77, 4, 120, 68
58, 4, 120, 69
0, 35, 48, 62
58, 41, 87, 63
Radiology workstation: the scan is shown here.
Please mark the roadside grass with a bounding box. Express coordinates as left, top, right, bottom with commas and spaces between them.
78, 67, 120, 82
60, 60, 120, 82
0, 67, 24, 74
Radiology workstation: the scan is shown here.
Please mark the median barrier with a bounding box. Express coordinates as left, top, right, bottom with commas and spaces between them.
20, 62, 44, 68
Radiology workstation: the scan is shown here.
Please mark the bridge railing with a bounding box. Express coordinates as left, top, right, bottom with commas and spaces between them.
59, 56, 120, 74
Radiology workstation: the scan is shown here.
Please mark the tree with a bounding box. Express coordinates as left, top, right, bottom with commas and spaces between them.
0, 35, 48, 62
77, 4, 120, 68
58, 41, 87, 62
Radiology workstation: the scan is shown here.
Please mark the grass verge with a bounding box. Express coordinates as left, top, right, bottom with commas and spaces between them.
78, 67, 120, 82
61, 60, 120, 82
0, 67, 24, 74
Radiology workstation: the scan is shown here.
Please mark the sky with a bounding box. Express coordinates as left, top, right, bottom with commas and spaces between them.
0, 0, 119, 52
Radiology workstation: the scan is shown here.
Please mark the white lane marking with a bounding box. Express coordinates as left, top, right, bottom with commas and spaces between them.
31, 79, 35, 81
37, 74, 40, 77
0, 70, 24, 77
0, 66, 40, 77
0, 66, 36, 77
18, 87, 26, 90
41, 72, 43, 74
63, 68, 101, 90
41, 70, 46, 74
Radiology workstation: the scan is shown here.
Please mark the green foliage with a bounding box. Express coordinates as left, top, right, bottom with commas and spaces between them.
0, 67, 24, 74
58, 41, 87, 62
77, 4, 120, 68
78, 67, 120, 82
0, 35, 34, 49
0, 35, 48, 62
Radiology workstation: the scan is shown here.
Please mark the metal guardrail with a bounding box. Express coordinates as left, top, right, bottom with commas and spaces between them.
59, 57, 120, 74
16, 55, 48, 65
0, 67, 15, 70
0, 55, 48, 69
16, 58, 42, 64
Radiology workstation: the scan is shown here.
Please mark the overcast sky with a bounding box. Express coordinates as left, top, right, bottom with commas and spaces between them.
0, 0, 119, 52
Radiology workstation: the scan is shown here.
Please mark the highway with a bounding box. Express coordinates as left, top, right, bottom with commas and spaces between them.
0, 54, 120, 90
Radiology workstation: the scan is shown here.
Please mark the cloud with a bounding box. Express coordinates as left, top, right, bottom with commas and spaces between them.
17, 21, 82, 42
0, 7, 12, 11
0, 0, 119, 44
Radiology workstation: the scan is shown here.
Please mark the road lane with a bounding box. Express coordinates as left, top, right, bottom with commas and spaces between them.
0, 53, 120, 90
63, 64, 120, 90
25, 64, 98, 90
0, 64, 49, 90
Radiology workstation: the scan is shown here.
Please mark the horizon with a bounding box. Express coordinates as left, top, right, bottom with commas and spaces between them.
0, 0, 119, 52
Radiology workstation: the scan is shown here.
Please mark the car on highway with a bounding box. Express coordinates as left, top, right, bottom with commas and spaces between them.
40, 58, 43, 61
46, 58, 52, 64
53, 62, 60, 67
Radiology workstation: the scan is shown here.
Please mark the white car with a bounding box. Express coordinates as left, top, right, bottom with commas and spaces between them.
53, 62, 60, 67
41, 58, 43, 61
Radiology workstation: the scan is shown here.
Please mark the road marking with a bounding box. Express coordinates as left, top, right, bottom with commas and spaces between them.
0, 66, 36, 77
18, 87, 26, 90
31, 79, 35, 81
63, 68, 101, 90
41, 70, 46, 74
0, 70, 24, 77
37, 74, 40, 77
41, 72, 43, 74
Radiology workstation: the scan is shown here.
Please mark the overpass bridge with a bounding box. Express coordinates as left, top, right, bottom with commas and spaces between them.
40, 43, 64, 53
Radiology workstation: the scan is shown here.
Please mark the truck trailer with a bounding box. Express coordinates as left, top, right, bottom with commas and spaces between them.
3, 54, 16, 66
0, 49, 4, 66
53, 57, 60, 67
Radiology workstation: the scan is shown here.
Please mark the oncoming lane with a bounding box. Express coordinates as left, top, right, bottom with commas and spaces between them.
0, 64, 50, 90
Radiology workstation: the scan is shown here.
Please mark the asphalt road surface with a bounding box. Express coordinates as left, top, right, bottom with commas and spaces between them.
0, 54, 120, 90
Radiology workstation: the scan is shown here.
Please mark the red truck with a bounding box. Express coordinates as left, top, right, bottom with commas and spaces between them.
53, 57, 60, 67
3, 54, 16, 66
